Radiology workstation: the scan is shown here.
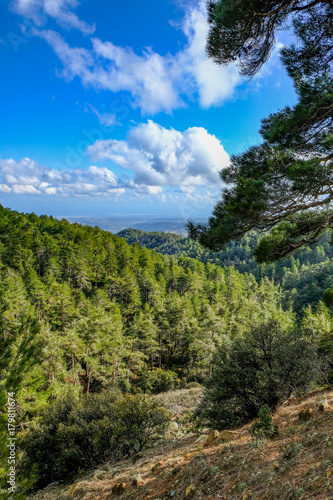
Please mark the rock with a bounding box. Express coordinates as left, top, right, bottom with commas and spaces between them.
168, 421, 180, 433
298, 408, 313, 420
185, 484, 196, 496
59, 491, 72, 500
112, 483, 126, 494
204, 430, 220, 446
218, 430, 234, 442
132, 473, 144, 487
170, 490, 177, 497
46, 481, 60, 488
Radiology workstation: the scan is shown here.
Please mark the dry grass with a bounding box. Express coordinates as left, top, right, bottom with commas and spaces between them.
29, 388, 333, 500
155, 387, 203, 420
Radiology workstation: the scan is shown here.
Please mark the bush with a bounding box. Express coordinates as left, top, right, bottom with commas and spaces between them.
114, 394, 170, 455
196, 321, 318, 429
19, 391, 120, 489
19, 390, 169, 490
184, 381, 203, 389
322, 286, 333, 308
249, 404, 279, 440
138, 368, 178, 394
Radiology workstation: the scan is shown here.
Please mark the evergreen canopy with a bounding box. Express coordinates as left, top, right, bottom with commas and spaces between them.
188, 0, 333, 263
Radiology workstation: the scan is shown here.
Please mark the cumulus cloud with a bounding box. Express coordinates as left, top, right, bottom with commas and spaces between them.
87, 120, 229, 188
0, 122, 229, 204
17, 0, 242, 114
10, 0, 95, 34
0, 158, 124, 197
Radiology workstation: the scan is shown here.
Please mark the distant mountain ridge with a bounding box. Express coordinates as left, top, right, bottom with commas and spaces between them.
64, 216, 208, 236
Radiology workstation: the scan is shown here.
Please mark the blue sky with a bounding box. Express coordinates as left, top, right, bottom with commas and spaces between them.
0, 0, 296, 218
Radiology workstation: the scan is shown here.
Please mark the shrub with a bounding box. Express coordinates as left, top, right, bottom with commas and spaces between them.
196, 320, 318, 429
19, 391, 121, 489
322, 286, 333, 308
249, 404, 279, 440
184, 381, 203, 389
19, 390, 169, 490
138, 368, 178, 394
114, 394, 170, 455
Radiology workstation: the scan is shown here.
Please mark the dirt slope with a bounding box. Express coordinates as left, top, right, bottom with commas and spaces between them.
29, 388, 333, 500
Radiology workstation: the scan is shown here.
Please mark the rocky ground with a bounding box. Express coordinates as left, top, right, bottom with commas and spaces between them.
28, 388, 333, 500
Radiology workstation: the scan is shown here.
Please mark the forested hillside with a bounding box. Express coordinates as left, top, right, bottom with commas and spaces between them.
119, 228, 333, 314
0, 205, 290, 490
1, 205, 332, 496
0, 205, 287, 399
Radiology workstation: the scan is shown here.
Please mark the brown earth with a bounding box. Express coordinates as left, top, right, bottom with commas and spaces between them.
28, 388, 333, 500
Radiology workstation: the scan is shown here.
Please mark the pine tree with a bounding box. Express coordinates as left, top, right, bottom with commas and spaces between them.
189, 0, 333, 262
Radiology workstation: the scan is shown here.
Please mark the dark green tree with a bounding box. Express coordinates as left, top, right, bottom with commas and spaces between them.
189, 0, 333, 263
196, 320, 318, 429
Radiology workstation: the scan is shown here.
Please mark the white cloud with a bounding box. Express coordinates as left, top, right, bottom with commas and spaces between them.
87, 120, 229, 189
178, 0, 241, 107
0, 158, 123, 197
10, 0, 95, 34
20, 0, 242, 114
85, 102, 117, 127
0, 121, 229, 205
34, 29, 183, 114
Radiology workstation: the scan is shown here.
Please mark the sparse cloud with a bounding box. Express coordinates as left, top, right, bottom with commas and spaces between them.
10, 0, 95, 35
16, 0, 242, 114
85, 102, 117, 127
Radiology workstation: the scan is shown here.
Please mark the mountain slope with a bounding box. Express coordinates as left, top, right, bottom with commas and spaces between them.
0, 205, 294, 494
28, 388, 333, 500
118, 228, 333, 313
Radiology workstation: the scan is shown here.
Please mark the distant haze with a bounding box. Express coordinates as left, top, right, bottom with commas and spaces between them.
63, 216, 208, 237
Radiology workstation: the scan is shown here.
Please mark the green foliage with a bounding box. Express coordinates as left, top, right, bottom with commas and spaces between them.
138, 368, 178, 394
206, 0, 319, 77
190, 0, 333, 262
0, 205, 331, 493
18, 391, 169, 490
0, 203, 295, 416
197, 320, 318, 429
113, 394, 170, 455
120, 227, 333, 315
322, 286, 333, 308
18, 391, 120, 489
301, 302, 333, 382
249, 405, 279, 440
